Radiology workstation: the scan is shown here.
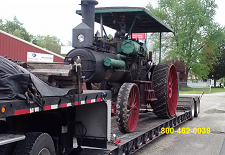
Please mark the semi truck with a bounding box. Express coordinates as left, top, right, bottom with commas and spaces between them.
0, 0, 200, 154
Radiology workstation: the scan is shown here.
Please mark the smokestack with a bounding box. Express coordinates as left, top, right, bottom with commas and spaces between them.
72, 0, 98, 48
81, 0, 98, 35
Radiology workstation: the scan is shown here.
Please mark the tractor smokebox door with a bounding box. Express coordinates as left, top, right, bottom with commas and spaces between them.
121, 40, 140, 55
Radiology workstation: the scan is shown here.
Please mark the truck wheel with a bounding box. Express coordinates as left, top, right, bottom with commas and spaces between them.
152, 63, 178, 118
194, 98, 200, 117
117, 83, 140, 133
13, 132, 56, 155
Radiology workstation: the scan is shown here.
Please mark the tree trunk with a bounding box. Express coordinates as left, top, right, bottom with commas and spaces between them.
214, 78, 217, 87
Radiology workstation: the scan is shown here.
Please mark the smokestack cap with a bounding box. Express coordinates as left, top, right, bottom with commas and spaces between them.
81, 0, 98, 5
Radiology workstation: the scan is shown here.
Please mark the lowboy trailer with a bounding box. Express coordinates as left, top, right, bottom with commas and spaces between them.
0, 57, 200, 155
0, 76, 200, 155
0, 0, 201, 154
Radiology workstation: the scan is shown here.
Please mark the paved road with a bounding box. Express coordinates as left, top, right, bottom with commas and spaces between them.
134, 92, 225, 155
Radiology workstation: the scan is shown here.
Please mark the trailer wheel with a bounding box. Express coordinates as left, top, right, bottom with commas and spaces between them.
13, 132, 55, 155
152, 63, 178, 118
117, 83, 140, 133
190, 100, 195, 120
0, 143, 16, 155
194, 98, 200, 117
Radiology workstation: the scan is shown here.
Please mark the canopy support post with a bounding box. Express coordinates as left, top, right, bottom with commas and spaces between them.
100, 14, 103, 37
159, 32, 162, 63
129, 17, 137, 38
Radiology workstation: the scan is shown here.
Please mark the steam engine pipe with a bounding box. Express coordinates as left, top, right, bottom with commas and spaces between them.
81, 0, 98, 36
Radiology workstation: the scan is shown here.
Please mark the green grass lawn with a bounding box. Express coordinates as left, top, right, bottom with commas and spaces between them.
179, 87, 225, 94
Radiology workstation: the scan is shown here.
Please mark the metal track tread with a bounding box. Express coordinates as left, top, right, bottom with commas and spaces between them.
152, 63, 178, 118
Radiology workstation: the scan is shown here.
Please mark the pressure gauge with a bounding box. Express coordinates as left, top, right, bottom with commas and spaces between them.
78, 34, 84, 42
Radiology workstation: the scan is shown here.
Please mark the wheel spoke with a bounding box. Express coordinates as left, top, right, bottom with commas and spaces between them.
128, 86, 139, 131
129, 110, 136, 128
131, 95, 137, 107
130, 105, 137, 111
129, 98, 134, 108
168, 95, 177, 116
128, 111, 133, 124
129, 89, 137, 108
128, 101, 138, 114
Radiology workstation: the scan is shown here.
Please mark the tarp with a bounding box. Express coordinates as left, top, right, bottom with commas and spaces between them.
0, 56, 69, 100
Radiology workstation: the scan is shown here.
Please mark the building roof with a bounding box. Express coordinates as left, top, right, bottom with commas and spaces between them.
76, 7, 173, 33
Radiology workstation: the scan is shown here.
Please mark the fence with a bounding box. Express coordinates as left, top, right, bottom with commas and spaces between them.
179, 81, 211, 94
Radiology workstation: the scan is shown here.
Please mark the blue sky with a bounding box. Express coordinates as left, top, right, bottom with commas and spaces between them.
0, 0, 224, 45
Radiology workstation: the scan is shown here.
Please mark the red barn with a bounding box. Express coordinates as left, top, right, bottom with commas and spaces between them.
0, 30, 64, 62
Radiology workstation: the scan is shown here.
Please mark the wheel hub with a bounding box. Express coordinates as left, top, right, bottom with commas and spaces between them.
168, 83, 173, 98
38, 148, 51, 155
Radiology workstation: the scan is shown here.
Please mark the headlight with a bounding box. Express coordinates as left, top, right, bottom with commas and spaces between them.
78, 34, 84, 42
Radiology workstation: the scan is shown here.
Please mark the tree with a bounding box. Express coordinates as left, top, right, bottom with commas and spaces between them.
66, 40, 72, 46
32, 35, 62, 54
146, 0, 225, 79
0, 16, 32, 42
0, 19, 4, 30
208, 41, 225, 87
0, 17, 63, 55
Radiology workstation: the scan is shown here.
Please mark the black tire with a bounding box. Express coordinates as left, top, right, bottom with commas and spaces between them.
116, 83, 140, 133
13, 132, 56, 155
190, 99, 195, 120
0, 143, 16, 155
194, 98, 200, 117
152, 63, 178, 118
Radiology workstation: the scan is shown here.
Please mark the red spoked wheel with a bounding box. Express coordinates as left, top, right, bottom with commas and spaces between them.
116, 83, 140, 133
152, 63, 178, 118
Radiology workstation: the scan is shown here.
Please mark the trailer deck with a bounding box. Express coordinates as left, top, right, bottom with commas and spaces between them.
0, 90, 111, 118
80, 96, 200, 155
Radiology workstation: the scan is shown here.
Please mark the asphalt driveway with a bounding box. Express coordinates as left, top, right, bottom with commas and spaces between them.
135, 92, 225, 155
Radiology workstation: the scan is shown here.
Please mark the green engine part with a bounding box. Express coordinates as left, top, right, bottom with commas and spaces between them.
121, 40, 140, 55
104, 58, 126, 68
141, 43, 147, 56
116, 54, 127, 60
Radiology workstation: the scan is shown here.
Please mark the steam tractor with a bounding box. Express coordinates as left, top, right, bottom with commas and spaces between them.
65, 0, 178, 133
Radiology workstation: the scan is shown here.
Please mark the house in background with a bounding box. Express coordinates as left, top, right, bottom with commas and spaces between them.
186, 73, 211, 88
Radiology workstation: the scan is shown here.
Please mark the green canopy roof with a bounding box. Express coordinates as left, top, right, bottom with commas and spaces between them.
76, 7, 173, 33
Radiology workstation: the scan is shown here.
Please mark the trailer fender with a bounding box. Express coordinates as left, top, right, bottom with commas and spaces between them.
7, 112, 62, 138
13, 132, 56, 155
